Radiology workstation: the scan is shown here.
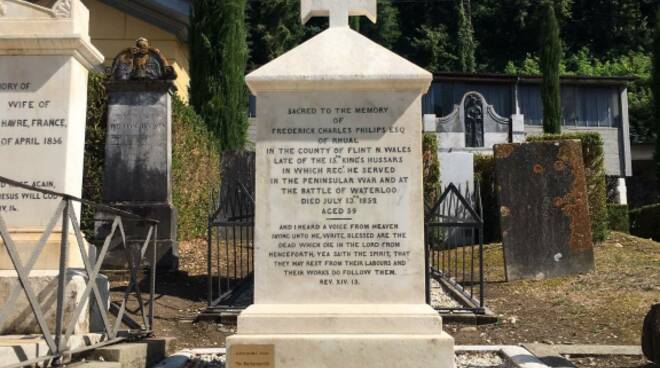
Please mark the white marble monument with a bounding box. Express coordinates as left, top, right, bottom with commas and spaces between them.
226, 1, 455, 367
0, 0, 104, 333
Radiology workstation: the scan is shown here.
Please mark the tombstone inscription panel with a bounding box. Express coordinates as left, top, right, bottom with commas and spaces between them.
256, 91, 424, 304
0, 56, 87, 229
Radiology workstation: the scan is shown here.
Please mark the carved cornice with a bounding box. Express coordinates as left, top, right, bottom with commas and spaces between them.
108, 37, 177, 81
52, 0, 71, 18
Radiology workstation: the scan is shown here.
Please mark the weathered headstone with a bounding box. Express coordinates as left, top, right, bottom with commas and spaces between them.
226, 1, 454, 367
642, 303, 660, 363
0, 0, 104, 333
494, 140, 594, 280
94, 38, 178, 270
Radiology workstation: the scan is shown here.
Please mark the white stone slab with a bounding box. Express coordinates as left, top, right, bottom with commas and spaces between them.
0, 0, 102, 270
245, 27, 431, 92
439, 151, 474, 189
0, 0, 103, 225
252, 90, 426, 305
0, 55, 89, 229
0, 269, 90, 334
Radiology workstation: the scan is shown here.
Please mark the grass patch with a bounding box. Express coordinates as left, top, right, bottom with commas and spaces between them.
445, 232, 660, 345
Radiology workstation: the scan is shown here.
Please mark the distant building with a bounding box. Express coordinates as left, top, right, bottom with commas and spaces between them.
24, 0, 191, 98
82, 0, 190, 98
421, 72, 634, 205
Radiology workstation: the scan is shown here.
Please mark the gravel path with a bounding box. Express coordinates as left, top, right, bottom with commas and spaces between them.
456, 352, 508, 368
431, 278, 462, 309
180, 351, 507, 368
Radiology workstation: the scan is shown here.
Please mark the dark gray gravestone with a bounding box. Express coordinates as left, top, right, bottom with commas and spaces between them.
494, 140, 594, 280
95, 38, 178, 271
642, 303, 660, 363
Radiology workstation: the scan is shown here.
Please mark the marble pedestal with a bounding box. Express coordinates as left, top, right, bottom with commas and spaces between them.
229, 305, 454, 368
0, 230, 86, 270
0, 0, 104, 335
0, 270, 89, 335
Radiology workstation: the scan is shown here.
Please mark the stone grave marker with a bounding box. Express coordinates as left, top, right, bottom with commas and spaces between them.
95, 38, 178, 270
494, 140, 594, 280
0, 0, 104, 333
226, 1, 455, 367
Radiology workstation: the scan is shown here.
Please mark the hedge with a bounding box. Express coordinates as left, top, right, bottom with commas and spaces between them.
474, 154, 501, 243
630, 203, 660, 241
423, 133, 441, 214
81, 73, 108, 239
607, 204, 629, 233
171, 97, 221, 240
527, 133, 608, 242
82, 73, 220, 241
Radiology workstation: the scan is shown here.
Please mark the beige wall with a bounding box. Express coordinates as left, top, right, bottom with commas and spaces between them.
82, 0, 190, 101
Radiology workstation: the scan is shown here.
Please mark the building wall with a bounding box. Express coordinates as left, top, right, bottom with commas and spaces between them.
82, 0, 190, 101
526, 126, 624, 177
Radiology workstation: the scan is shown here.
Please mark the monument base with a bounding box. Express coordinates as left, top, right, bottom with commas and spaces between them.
227, 333, 454, 368
0, 269, 101, 335
0, 230, 87, 270
95, 202, 178, 271
227, 304, 455, 368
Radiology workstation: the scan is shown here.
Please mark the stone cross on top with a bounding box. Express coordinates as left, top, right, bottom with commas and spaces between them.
301, 0, 377, 28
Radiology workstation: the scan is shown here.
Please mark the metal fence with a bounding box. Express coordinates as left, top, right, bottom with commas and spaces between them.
425, 182, 485, 314
203, 152, 487, 316
0, 176, 157, 368
206, 151, 255, 313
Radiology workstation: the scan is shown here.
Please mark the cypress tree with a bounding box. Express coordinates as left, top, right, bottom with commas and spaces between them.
189, 0, 217, 116
457, 0, 476, 73
654, 6, 660, 196
190, 0, 249, 150
539, 2, 562, 134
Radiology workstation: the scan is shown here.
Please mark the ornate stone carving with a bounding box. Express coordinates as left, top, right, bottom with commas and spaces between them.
464, 93, 484, 148
52, 0, 71, 18
108, 37, 177, 81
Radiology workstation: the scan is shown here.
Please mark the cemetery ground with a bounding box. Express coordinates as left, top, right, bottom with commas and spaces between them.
114, 231, 659, 367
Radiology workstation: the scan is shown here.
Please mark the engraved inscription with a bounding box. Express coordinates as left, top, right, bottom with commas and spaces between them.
229, 345, 275, 368
258, 92, 423, 301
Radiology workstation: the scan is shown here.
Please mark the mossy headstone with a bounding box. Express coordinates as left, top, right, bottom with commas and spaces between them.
494, 140, 594, 280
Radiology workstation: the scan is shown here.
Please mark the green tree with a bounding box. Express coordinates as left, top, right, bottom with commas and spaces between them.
539, 2, 562, 134
189, 0, 217, 118
247, 0, 308, 69
457, 0, 476, 72
190, 0, 249, 150
411, 25, 456, 73
358, 0, 401, 50
654, 6, 660, 195
566, 0, 653, 58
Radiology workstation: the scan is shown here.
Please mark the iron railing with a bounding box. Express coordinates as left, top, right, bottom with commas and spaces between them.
425, 182, 485, 314
206, 151, 255, 312
203, 153, 486, 317
0, 176, 157, 368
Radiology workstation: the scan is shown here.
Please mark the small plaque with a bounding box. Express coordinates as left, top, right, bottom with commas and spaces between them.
228, 344, 275, 368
